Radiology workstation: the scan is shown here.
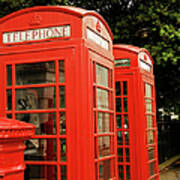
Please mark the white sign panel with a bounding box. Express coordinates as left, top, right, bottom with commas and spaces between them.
87, 28, 109, 50
138, 52, 152, 72
3, 25, 70, 44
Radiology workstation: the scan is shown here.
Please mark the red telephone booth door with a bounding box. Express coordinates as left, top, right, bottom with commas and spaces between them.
0, 6, 117, 180
4, 48, 74, 180
114, 45, 159, 180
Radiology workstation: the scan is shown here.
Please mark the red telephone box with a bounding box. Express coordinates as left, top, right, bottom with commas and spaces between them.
113, 45, 159, 180
0, 6, 118, 180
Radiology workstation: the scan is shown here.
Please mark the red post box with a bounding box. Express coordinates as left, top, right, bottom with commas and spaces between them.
0, 6, 118, 180
0, 117, 35, 180
113, 45, 159, 180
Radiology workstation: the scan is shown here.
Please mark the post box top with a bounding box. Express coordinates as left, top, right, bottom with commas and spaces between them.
0, 117, 35, 139
113, 44, 154, 73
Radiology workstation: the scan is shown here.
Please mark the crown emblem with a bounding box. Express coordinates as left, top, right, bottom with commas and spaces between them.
144, 54, 147, 61
29, 14, 42, 26
96, 21, 101, 32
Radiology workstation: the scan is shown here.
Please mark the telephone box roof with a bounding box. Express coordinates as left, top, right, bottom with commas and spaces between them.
0, 6, 113, 39
113, 44, 153, 64
114, 44, 147, 54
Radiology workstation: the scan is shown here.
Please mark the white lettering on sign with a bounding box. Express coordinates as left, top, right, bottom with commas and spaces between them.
138, 52, 152, 72
87, 28, 109, 50
3, 25, 70, 44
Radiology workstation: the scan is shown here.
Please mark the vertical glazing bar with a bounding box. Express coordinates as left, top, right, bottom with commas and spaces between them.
94, 62, 100, 180
55, 60, 61, 180
121, 82, 124, 114
12, 64, 15, 119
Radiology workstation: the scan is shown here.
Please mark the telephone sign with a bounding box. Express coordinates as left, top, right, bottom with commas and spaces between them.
3, 25, 70, 44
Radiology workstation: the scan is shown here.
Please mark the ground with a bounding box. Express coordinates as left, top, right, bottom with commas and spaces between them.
160, 163, 180, 180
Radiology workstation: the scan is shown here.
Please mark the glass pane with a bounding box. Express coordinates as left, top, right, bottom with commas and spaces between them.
149, 162, 155, 176
95, 163, 98, 179
118, 148, 123, 162
117, 131, 123, 145
16, 61, 55, 85
98, 136, 110, 157
125, 148, 130, 162
93, 87, 96, 108
110, 92, 114, 110
94, 112, 97, 133
123, 98, 128, 112
147, 131, 154, 144
115, 82, 121, 96
146, 99, 152, 113
97, 88, 109, 110
116, 98, 121, 112
25, 165, 57, 180
145, 84, 152, 98
93, 62, 96, 83
96, 64, 108, 87
16, 87, 55, 110
24, 139, 57, 161
99, 160, 112, 180
60, 112, 66, 134
116, 115, 122, 129
147, 115, 153, 128
60, 139, 67, 161
60, 86, 65, 108
109, 70, 113, 88
94, 138, 97, 159
123, 81, 127, 95
125, 131, 129, 145
6, 65, 12, 86
60, 165, 67, 180
126, 165, 131, 180
7, 114, 12, 118
59, 61, 65, 83
7, 90, 12, 110
97, 113, 110, 133
124, 115, 129, 129
118, 165, 124, 180
148, 147, 155, 160
16, 113, 56, 135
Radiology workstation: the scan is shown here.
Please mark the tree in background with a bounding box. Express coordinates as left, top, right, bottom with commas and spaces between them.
0, 0, 179, 119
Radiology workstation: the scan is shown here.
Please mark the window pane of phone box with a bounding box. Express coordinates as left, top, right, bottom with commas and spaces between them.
16, 87, 56, 110
16, 61, 55, 85
25, 165, 57, 180
96, 64, 108, 88
25, 139, 57, 161
16, 113, 56, 135
97, 88, 109, 110
98, 136, 110, 157
99, 159, 115, 179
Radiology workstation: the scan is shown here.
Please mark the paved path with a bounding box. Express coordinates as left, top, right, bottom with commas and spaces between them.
160, 165, 180, 180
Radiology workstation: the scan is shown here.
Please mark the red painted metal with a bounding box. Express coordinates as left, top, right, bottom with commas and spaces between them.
0, 117, 35, 180
0, 6, 117, 180
114, 45, 159, 180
